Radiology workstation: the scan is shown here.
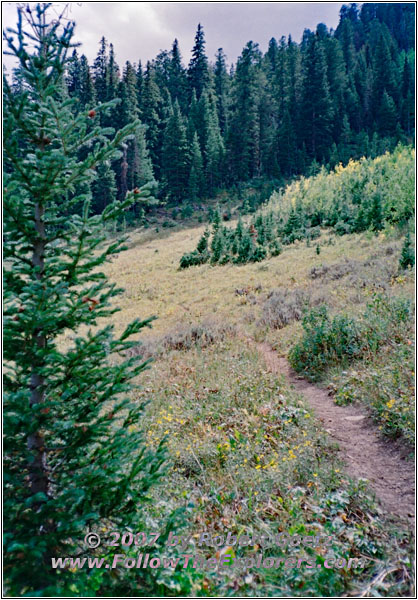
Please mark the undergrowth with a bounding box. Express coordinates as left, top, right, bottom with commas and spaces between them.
136, 340, 414, 597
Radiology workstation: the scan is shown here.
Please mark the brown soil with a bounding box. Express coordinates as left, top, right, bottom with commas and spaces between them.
255, 341, 415, 526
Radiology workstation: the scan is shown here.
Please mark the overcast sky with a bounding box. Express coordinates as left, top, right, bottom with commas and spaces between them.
3, 2, 345, 69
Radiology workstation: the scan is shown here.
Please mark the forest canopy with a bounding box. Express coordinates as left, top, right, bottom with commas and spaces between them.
9, 2, 414, 214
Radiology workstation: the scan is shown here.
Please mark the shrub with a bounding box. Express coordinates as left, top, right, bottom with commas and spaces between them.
309, 260, 357, 281
251, 246, 267, 262
259, 289, 311, 329
269, 240, 283, 256
399, 232, 415, 270
179, 250, 209, 269
289, 295, 412, 381
130, 320, 235, 357
334, 220, 352, 236
289, 306, 364, 380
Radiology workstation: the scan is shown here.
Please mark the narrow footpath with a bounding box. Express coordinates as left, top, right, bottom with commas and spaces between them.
256, 341, 415, 525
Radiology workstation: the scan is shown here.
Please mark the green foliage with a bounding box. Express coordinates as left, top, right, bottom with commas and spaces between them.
289, 306, 363, 380
57, 4, 415, 217
180, 145, 415, 269
289, 295, 411, 381
3, 6, 186, 596
268, 145, 415, 234
161, 100, 189, 202
399, 232, 415, 270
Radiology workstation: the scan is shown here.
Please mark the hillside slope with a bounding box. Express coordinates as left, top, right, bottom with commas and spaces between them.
101, 151, 414, 596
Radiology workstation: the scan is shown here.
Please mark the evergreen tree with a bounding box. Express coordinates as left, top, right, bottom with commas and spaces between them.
107, 42, 120, 100
371, 28, 398, 117
399, 232, 415, 270
324, 36, 348, 139
161, 100, 189, 202
214, 48, 229, 134
401, 56, 414, 135
196, 228, 210, 253
236, 230, 254, 263
128, 128, 157, 193
92, 36, 108, 103
227, 41, 262, 181
78, 54, 96, 107
301, 36, 334, 160
369, 192, 384, 231
277, 108, 297, 176
136, 59, 144, 110
210, 226, 226, 263
3, 5, 173, 596
188, 131, 204, 201
91, 161, 117, 213
187, 89, 200, 141
66, 48, 81, 96
201, 89, 225, 194
141, 62, 163, 178
377, 90, 397, 137
188, 23, 209, 99
167, 38, 188, 111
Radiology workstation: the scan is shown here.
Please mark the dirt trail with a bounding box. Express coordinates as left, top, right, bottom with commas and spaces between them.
256, 342, 415, 525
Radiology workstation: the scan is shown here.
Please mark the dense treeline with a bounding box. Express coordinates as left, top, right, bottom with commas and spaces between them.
180, 145, 414, 267
10, 2, 415, 215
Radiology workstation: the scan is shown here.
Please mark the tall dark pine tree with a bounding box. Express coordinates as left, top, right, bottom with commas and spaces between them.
167, 38, 188, 111
202, 89, 225, 194
214, 48, 229, 135
301, 35, 334, 161
66, 49, 81, 96
141, 62, 163, 178
161, 100, 189, 202
107, 42, 120, 100
371, 28, 399, 126
227, 41, 262, 181
188, 131, 204, 201
401, 56, 414, 136
92, 36, 108, 103
136, 59, 144, 111
78, 54, 96, 107
188, 23, 209, 99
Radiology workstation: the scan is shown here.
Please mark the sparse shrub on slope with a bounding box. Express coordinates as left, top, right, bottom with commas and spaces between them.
289, 306, 364, 380
289, 294, 411, 381
399, 232, 415, 270
259, 289, 311, 329
129, 320, 235, 358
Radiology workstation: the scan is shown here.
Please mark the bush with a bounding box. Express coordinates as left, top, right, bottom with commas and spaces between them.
399, 232, 415, 270
251, 246, 267, 262
269, 240, 282, 256
259, 289, 311, 329
334, 220, 352, 236
289, 306, 364, 380
130, 320, 235, 357
289, 295, 411, 381
309, 260, 357, 281
179, 250, 209, 269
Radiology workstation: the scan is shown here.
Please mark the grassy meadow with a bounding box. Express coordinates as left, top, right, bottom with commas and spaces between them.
98, 217, 414, 597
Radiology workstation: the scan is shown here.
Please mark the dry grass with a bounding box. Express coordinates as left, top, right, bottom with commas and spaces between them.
101, 226, 412, 353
